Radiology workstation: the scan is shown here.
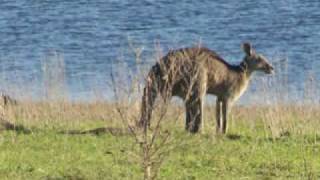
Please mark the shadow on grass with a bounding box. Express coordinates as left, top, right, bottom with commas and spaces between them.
0, 118, 31, 134
43, 174, 85, 180
59, 127, 133, 136
226, 134, 242, 140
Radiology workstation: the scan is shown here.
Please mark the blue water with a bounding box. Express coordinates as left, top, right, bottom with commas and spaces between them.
0, 0, 320, 100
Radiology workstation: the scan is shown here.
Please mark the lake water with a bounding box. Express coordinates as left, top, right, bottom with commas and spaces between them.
1, 0, 320, 102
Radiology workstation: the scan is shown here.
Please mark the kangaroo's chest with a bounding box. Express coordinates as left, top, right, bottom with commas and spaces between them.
227, 79, 249, 102
206, 75, 249, 102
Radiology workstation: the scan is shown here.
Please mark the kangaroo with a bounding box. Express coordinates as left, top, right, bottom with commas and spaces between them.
138, 42, 274, 134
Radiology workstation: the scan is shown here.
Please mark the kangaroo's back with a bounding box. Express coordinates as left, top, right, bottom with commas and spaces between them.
161, 47, 230, 72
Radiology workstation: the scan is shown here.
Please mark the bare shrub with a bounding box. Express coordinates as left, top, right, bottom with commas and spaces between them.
110, 43, 187, 180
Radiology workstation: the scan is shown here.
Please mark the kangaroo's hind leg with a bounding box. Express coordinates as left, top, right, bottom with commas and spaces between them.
185, 85, 206, 133
185, 99, 203, 133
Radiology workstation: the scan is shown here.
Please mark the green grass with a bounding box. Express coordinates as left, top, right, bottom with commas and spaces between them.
0, 125, 319, 180
0, 130, 140, 180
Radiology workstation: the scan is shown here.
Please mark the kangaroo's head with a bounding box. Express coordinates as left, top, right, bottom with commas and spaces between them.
241, 43, 274, 74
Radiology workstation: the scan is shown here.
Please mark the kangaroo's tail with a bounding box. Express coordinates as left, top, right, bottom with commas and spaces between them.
137, 64, 160, 129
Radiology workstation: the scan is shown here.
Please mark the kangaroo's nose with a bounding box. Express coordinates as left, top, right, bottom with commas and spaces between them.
270, 65, 274, 70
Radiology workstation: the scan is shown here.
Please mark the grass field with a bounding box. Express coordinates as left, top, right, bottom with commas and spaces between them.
0, 102, 320, 180
0, 50, 319, 179
1, 127, 320, 179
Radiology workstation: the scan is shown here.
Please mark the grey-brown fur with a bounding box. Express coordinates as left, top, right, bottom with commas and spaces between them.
139, 43, 274, 134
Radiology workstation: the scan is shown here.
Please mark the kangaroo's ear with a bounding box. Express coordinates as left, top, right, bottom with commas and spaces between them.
242, 42, 254, 56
